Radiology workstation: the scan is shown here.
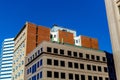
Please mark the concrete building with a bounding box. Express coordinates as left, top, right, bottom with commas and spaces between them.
25, 41, 109, 80
0, 38, 14, 80
105, 0, 120, 79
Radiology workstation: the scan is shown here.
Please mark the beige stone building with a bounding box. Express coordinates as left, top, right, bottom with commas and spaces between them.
105, 0, 120, 80
25, 41, 109, 80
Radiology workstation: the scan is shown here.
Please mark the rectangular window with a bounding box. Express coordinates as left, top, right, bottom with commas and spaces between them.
32, 75, 36, 80
54, 48, 58, 53
40, 59, 42, 66
98, 66, 102, 72
54, 72, 59, 78
60, 61, 65, 67
60, 49, 64, 55
37, 73, 39, 80
91, 55, 95, 60
94, 76, 97, 80
61, 72, 65, 79
99, 77, 103, 80
47, 71, 52, 77
74, 63, 79, 69
79, 53, 83, 58
93, 65, 96, 71
69, 73, 73, 79
37, 61, 39, 68
104, 67, 108, 72
73, 52, 77, 57
105, 78, 109, 80
102, 57, 106, 62
88, 76, 92, 80
80, 63, 84, 69
81, 75, 85, 80
68, 62, 73, 68
32, 64, 36, 73
40, 71, 42, 78
96, 56, 100, 61
47, 47, 52, 52
87, 64, 91, 70
86, 54, 90, 59
75, 74, 79, 80
47, 59, 52, 65
68, 51, 72, 56
54, 60, 59, 66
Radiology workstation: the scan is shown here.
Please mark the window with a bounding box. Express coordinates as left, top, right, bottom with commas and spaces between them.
68, 51, 72, 56
38, 50, 40, 55
32, 75, 36, 80
40, 71, 42, 78
93, 65, 96, 71
37, 61, 39, 68
87, 64, 91, 70
94, 76, 97, 80
105, 77, 109, 80
47, 47, 52, 52
40, 59, 42, 66
74, 63, 78, 69
79, 53, 83, 58
75, 74, 79, 80
73, 52, 77, 57
98, 66, 102, 72
99, 77, 103, 80
47, 71, 52, 77
88, 76, 92, 80
102, 57, 106, 62
60, 61, 65, 67
47, 59, 52, 65
69, 73, 73, 79
104, 67, 108, 72
61, 72, 65, 79
54, 60, 59, 66
91, 55, 95, 60
54, 48, 58, 53
54, 72, 59, 78
60, 49, 64, 55
86, 54, 90, 59
81, 75, 85, 80
37, 73, 39, 80
80, 63, 84, 69
32, 64, 36, 73
68, 62, 73, 68
96, 56, 100, 61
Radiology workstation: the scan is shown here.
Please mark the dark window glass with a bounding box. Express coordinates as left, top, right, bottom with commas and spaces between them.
69, 73, 73, 79
94, 76, 97, 80
40, 71, 42, 78
99, 77, 103, 80
35, 52, 37, 57
27, 69, 29, 74
103, 57, 106, 62
68, 51, 72, 56
38, 50, 40, 55
47, 59, 52, 65
98, 66, 102, 72
47, 47, 52, 52
37, 61, 39, 68
68, 62, 73, 68
86, 54, 90, 59
40, 59, 42, 66
93, 65, 96, 71
87, 65, 91, 70
81, 75, 85, 80
32, 75, 36, 80
105, 78, 109, 80
79, 53, 83, 58
60, 49, 64, 55
75, 74, 79, 80
41, 48, 43, 52
61, 72, 65, 79
91, 55, 95, 60
30, 67, 31, 73
80, 64, 84, 69
73, 52, 77, 57
37, 73, 39, 79
54, 48, 58, 53
74, 63, 78, 69
32, 64, 36, 74
33, 54, 35, 59
47, 71, 52, 77
54, 60, 59, 66
60, 61, 65, 67
88, 76, 92, 80
104, 67, 108, 72
54, 72, 59, 78
96, 56, 100, 61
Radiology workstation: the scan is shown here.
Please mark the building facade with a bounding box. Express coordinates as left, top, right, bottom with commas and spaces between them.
0, 38, 14, 80
105, 0, 120, 80
25, 41, 109, 80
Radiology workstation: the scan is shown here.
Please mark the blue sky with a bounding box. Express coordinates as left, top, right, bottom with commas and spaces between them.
0, 0, 112, 54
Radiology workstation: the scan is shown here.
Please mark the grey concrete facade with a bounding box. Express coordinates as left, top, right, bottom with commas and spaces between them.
105, 0, 120, 80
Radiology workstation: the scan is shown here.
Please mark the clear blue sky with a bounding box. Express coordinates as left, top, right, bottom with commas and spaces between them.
0, 0, 112, 54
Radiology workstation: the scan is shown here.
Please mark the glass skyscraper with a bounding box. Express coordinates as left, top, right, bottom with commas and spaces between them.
0, 38, 14, 80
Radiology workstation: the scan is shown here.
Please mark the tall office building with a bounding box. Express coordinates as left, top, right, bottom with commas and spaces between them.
105, 0, 120, 80
0, 38, 14, 80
